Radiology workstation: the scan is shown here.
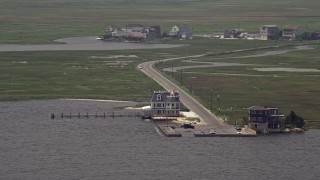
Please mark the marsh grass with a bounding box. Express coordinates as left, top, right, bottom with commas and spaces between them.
157, 46, 320, 128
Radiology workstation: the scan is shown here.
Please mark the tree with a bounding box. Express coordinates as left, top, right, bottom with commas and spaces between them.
285, 111, 305, 128
242, 116, 248, 126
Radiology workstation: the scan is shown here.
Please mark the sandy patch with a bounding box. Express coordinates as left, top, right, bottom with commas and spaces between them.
254, 67, 320, 73
12, 61, 27, 64
89, 55, 138, 59
287, 8, 308, 10
62, 98, 133, 103
105, 61, 132, 66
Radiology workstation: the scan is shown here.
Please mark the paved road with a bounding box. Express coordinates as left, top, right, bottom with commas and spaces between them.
139, 58, 235, 134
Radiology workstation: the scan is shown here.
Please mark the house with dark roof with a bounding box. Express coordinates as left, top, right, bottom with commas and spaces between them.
248, 106, 285, 132
169, 24, 193, 39
151, 91, 180, 117
310, 32, 320, 40
229, 28, 246, 39
211, 30, 230, 39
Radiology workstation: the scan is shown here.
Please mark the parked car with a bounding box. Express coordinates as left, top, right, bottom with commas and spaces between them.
236, 125, 242, 131
181, 123, 195, 129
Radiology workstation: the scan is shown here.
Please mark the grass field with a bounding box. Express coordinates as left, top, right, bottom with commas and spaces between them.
1, 0, 320, 44
0, 50, 163, 101
1, 0, 320, 127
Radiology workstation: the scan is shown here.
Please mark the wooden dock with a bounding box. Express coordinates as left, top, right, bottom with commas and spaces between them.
194, 132, 257, 137
50, 112, 142, 119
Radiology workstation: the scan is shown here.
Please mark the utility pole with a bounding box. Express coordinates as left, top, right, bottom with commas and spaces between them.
210, 89, 213, 112
234, 104, 237, 126
217, 94, 221, 114
180, 69, 183, 86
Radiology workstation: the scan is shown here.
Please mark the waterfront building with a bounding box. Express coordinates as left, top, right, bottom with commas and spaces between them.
248, 106, 285, 132
151, 90, 180, 117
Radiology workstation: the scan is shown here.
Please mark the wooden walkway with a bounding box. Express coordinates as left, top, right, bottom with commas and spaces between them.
50, 112, 142, 119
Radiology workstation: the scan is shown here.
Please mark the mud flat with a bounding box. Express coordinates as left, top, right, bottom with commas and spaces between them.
0, 36, 184, 52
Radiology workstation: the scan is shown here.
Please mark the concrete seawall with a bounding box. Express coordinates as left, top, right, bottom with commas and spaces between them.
153, 121, 182, 137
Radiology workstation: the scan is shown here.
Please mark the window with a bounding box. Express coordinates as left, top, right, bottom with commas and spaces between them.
157, 94, 161, 101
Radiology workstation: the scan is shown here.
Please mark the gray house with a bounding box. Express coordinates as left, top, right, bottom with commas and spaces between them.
151, 91, 180, 117
211, 30, 230, 39
259, 25, 279, 40
248, 106, 285, 132
169, 24, 193, 39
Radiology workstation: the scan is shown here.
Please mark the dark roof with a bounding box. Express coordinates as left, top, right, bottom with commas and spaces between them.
248, 106, 278, 110
125, 24, 143, 28
151, 91, 180, 103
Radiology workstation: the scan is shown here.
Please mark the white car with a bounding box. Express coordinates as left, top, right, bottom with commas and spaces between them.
138, 66, 142, 69
209, 129, 216, 134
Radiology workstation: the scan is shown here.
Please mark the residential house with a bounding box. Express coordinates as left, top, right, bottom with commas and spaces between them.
246, 33, 259, 40
310, 32, 320, 40
248, 106, 285, 132
282, 25, 305, 40
229, 28, 246, 39
169, 24, 193, 39
101, 24, 160, 41
211, 30, 230, 39
259, 25, 279, 40
123, 24, 157, 41
151, 90, 180, 117
149, 25, 161, 38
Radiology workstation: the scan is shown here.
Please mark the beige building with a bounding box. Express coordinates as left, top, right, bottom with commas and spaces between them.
282, 25, 305, 39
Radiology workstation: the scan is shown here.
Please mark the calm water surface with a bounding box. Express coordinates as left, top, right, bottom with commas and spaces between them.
1, 100, 319, 180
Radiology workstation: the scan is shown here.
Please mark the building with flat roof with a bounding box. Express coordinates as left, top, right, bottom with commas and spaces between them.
248, 106, 285, 132
259, 25, 279, 40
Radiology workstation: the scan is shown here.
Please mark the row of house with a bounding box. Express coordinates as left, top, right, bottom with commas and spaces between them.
101, 24, 193, 42
212, 24, 309, 40
102, 24, 161, 41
